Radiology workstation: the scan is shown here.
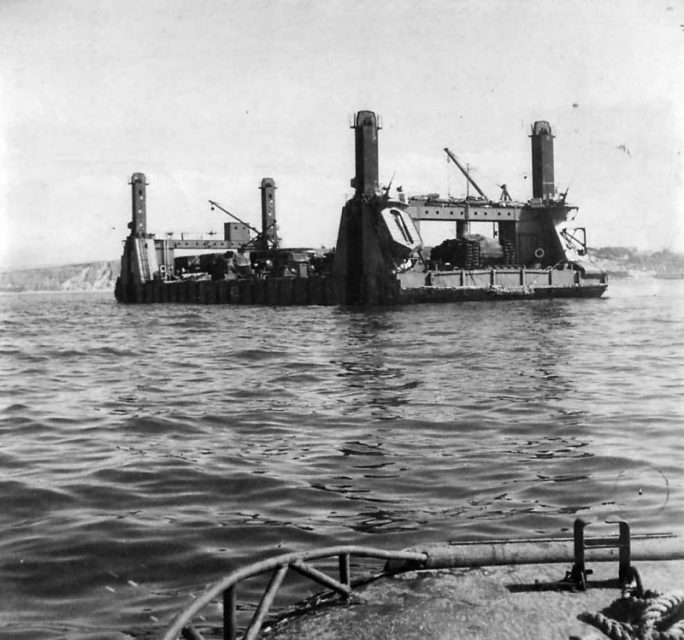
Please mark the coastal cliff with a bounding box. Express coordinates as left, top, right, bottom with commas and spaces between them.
0, 261, 120, 292
1, 248, 682, 293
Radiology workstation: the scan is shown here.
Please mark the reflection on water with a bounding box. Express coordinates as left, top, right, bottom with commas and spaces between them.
0, 278, 682, 638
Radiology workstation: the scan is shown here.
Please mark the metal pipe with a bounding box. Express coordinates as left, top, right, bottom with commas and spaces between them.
180, 626, 204, 640
290, 560, 352, 597
243, 565, 288, 640
386, 537, 684, 573
618, 521, 631, 584
223, 587, 236, 640
573, 518, 587, 579
338, 553, 351, 589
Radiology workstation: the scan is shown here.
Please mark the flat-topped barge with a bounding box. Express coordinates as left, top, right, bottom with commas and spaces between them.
115, 112, 607, 305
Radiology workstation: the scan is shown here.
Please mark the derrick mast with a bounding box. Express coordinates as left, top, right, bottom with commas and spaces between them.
530, 121, 555, 200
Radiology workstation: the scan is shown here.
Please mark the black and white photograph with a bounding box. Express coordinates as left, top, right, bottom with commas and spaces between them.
1, 1, 683, 638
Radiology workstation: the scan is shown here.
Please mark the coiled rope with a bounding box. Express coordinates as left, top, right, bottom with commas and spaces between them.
579, 591, 684, 640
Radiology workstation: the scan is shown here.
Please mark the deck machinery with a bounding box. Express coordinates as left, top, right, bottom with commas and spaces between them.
115, 113, 607, 305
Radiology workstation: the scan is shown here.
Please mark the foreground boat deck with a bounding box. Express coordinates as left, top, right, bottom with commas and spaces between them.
266, 560, 684, 640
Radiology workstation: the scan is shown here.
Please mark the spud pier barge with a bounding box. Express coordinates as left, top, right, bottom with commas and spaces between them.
115, 112, 607, 305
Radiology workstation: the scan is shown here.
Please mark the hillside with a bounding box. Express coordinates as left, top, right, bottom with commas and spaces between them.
0, 261, 120, 292
1, 247, 682, 293
589, 247, 684, 278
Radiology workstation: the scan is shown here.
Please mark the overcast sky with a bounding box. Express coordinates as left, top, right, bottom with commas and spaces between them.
1, 0, 682, 269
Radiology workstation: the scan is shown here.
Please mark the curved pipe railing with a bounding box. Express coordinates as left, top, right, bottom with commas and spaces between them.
161, 545, 426, 640
161, 525, 684, 640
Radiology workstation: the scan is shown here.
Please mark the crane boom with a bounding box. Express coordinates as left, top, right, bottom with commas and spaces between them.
208, 200, 260, 235
444, 148, 488, 200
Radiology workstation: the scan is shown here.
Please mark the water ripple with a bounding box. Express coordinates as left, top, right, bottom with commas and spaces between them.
0, 280, 682, 638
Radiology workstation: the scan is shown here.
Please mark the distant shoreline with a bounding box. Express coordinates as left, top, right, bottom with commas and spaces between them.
2, 248, 683, 293
0, 288, 114, 295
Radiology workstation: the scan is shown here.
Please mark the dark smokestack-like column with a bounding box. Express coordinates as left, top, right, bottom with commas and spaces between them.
530, 121, 555, 200
259, 177, 278, 249
351, 110, 380, 197
129, 173, 148, 237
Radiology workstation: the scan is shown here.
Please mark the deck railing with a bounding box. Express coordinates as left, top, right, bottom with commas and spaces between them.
161, 545, 426, 640
161, 521, 682, 640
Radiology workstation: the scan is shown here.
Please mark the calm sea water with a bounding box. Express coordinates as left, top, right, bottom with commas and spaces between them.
0, 277, 683, 639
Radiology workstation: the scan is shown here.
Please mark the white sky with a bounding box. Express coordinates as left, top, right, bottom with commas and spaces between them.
1, 0, 683, 269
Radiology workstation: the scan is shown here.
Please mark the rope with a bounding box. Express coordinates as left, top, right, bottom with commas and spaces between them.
577, 612, 636, 640
578, 591, 684, 640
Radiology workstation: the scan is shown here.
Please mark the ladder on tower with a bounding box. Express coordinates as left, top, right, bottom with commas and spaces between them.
137, 240, 151, 282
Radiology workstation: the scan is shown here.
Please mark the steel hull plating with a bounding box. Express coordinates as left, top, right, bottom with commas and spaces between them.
115, 273, 607, 305
397, 283, 607, 304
